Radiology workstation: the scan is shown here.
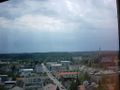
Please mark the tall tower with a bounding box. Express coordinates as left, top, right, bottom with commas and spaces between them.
98, 46, 101, 57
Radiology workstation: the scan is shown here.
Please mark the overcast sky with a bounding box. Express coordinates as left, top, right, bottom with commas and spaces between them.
0, 0, 119, 53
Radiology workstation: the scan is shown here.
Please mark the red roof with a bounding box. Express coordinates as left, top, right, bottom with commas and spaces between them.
58, 72, 80, 76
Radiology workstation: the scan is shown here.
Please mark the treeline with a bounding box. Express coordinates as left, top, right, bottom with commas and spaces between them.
0, 51, 117, 62
0, 52, 73, 61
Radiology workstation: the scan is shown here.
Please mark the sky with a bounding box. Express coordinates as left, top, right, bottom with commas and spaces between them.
0, 0, 119, 53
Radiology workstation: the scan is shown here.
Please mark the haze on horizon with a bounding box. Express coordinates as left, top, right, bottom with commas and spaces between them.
0, 0, 119, 53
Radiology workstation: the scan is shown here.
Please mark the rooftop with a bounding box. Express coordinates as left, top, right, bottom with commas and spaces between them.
60, 61, 71, 63
20, 69, 33, 72
44, 83, 57, 90
57, 72, 80, 76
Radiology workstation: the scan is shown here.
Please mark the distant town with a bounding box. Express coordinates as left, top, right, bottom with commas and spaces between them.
0, 51, 119, 90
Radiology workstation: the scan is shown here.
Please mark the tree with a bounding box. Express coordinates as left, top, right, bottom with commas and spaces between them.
79, 72, 90, 84
69, 77, 82, 90
69, 81, 77, 90
56, 86, 60, 90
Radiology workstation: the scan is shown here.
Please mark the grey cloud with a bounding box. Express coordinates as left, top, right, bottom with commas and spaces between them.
0, 0, 118, 53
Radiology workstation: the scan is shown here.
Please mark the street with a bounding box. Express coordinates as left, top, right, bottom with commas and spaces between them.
41, 63, 66, 90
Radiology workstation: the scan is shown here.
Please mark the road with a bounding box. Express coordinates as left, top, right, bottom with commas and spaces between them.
41, 63, 66, 90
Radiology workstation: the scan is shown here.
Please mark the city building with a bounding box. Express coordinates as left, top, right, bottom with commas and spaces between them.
35, 64, 44, 73
72, 57, 82, 61
47, 62, 62, 72
44, 83, 57, 90
69, 64, 81, 71
56, 72, 80, 78
4, 81, 16, 89
19, 69, 33, 77
99, 53, 118, 70
10, 86, 24, 90
0, 75, 8, 83
21, 75, 51, 90
60, 61, 71, 66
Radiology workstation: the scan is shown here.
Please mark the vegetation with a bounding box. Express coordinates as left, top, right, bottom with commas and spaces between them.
0, 85, 6, 90
69, 72, 90, 90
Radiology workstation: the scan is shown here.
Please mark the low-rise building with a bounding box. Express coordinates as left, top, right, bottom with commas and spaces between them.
35, 64, 44, 73
10, 86, 24, 90
47, 63, 62, 72
19, 69, 33, 77
0, 75, 8, 83
69, 65, 81, 71
20, 75, 50, 90
100, 56, 118, 70
4, 81, 16, 89
44, 83, 57, 90
60, 61, 71, 66
56, 72, 80, 78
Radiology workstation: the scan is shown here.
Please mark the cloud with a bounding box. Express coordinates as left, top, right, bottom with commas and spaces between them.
0, 0, 119, 53
0, 0, 118, 32
0, 15, 76, 33
16, 15, 65, 32
0, 17, 11, 27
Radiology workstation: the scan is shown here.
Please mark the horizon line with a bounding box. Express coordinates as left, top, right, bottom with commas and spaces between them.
0, 50, 118, 54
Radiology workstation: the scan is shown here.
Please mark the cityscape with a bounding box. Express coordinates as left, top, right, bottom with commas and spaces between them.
0, 51, 119, 90
0, 0, 119, 90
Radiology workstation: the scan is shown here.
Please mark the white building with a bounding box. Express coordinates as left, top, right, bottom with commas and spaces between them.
72, 57, 82, 60
46, 62, 57, 65
23, 76, 49, 90
0, 75, 8, 82
19, 69, 33, 77
19, 69, 33, 72
60, 61, 71, 66
4, 81, 16, 89
47, 62, 62, 72
69, 65, 81, 71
